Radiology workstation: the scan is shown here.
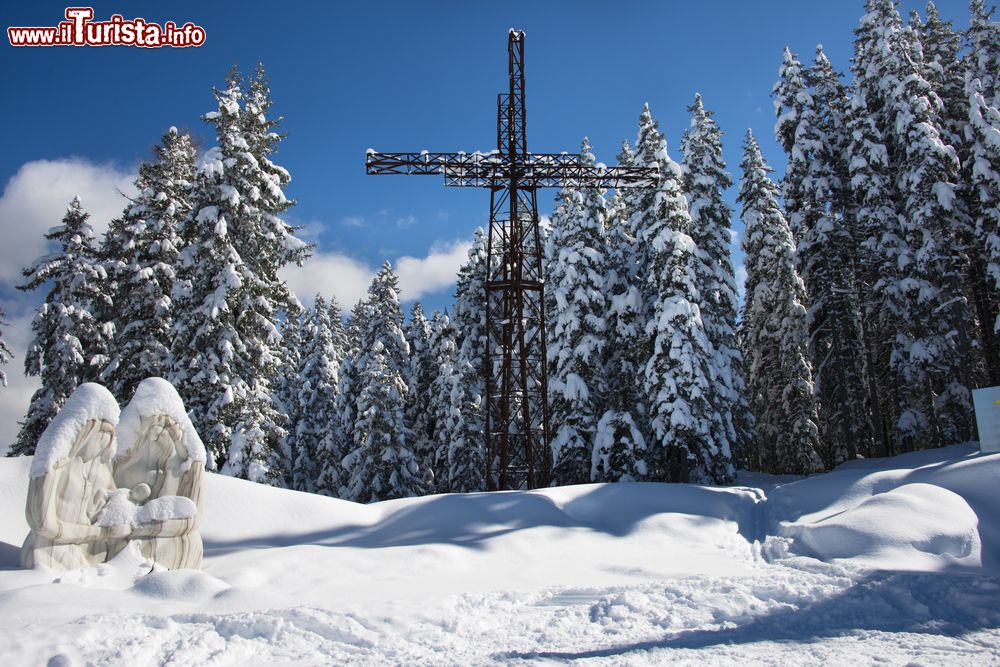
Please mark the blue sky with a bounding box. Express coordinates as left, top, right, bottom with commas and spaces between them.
0, 1, 975, 445
2, 2, 973, 303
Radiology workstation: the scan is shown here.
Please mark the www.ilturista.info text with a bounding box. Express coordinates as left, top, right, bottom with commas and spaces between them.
8, 7, 206, 48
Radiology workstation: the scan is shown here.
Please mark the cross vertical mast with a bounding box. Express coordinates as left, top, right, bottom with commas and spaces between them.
484, 30, 550, 489
364, 30, 657, 490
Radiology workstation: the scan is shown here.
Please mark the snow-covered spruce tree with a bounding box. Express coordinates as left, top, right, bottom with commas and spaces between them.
778, 47, 873, 466
100, 127, 196, 402
445, 345, 487, 493
341, 341, 422, 503
425, 311, 459, 490
681, 93, 752, 468
272, 309, 304, 488
593, 140, 648, 483
12, 198, 114, 456
544, 138, 610, 486
289, 295, 344, 495
359, 262, 410, 375
851, 0, 917, 457
967, 0, 1000, 105
968, 77, 1000, 364
850, 0, 981, 451
918, 2, 998, 387
885, 9, 978, 449
314, 297, 349, 496
845, 90, 900, 459
446, 230, 488, 491
340, 263, 413, 499
965, 0, 1000, 383
169, 67, 310, 479
773, 47, 813, 243
403, 302, 436, 477
629, 104, 734, 484
0, 307, 14, 389
738, 131, 823, 475
336, 295, 370, 464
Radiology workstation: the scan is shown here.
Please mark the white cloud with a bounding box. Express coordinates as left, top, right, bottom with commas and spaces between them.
0, 158, 136, 285
281, 252, 374, 310
281, 238, 472, 311
396, 239, 472, 301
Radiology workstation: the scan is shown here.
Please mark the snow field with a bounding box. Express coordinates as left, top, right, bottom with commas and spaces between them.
0, 444, 998, 664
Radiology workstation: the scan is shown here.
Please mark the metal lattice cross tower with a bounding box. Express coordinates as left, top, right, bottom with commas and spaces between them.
365, 30, 657, 490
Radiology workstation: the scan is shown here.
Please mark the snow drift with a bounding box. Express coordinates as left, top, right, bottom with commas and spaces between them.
0, 443, 997, 664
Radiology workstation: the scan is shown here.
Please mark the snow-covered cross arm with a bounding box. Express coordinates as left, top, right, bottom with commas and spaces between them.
365, 149, 659, 189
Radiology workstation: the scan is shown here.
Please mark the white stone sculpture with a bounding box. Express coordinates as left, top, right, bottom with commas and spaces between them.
22, 378, 206, 572
111, 377, 206, 569
22, 383, 127, 570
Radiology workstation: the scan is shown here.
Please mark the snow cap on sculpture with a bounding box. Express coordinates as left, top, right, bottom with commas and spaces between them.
30, 383, 120, 479
115, 377, 206, 464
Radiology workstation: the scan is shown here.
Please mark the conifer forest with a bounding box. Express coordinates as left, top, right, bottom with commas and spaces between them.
4, 0, 999, 503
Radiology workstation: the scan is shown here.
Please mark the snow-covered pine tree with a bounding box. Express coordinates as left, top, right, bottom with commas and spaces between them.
426, 311, 459, 491
965, 0, 1000, 383
883, 7, 978, 449
773, 48, 812, 242
100, 127, 196, 402
359, 262, 410, 375
336, 295, 370, 461
169, 67, 310, 480
593, 140, 648, 483
681, 93, 752, 468
629, 104, 733, 484
403, 302, 436, 477
781, 47, 873, 466
341, 341, 422, 503
445, 346, 487, 493
315, 296, 349, 496
12, 198, 114, 456
0, 307, 14, 389
918, 2, 998, 387
340, 263, 413, 499
967, 76, 1000, 369
851, 0, 917, 458
446, 230, 488, 491
850, 0, 981, 452
845, 90, 900, 459
272, 309, 304, 488
738, 131, 824, 475
967, 0, 1000, 105
544, 138, 610, 486
289, 295, 343, 494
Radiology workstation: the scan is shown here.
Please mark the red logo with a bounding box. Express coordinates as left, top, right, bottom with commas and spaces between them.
8, 7, 206, 48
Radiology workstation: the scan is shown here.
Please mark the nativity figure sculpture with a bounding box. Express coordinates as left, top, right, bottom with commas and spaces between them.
22, 378, 206, 572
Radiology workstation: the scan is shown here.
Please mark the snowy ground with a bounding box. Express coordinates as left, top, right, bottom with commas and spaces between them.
1, 444, 998, 665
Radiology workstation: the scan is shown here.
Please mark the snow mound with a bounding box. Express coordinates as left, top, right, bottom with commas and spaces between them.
132, 570, 229, 600
116, 377, 206, 463
783, 483, 981, 570
30, 383, 120, 478
767, 444, 1000, 569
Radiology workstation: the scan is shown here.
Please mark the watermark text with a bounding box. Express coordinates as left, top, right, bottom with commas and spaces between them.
8, 7, 206, 48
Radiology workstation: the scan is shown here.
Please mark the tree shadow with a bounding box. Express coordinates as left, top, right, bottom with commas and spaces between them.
498, 569, 1000, 661
202, 483, 761, 556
